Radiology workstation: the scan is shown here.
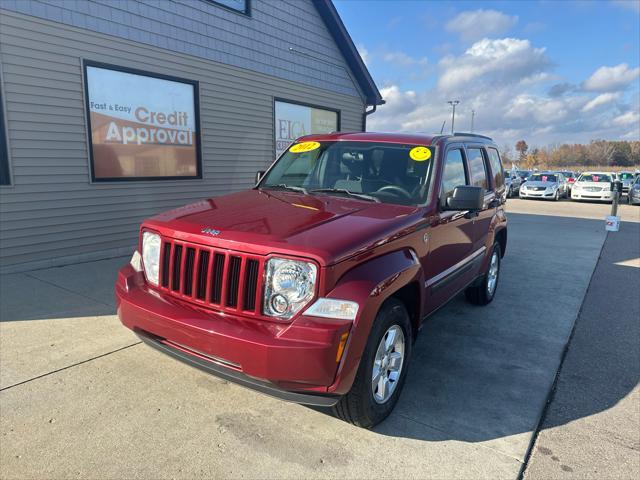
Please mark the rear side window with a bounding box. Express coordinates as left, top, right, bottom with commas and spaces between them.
487, 148, 504, 189
441, 148, 467, 199
466, 148, 488, 190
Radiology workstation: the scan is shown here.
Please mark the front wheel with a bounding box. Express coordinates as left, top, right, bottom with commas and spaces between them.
333, 298, 412, 428
465, 243, 501, 306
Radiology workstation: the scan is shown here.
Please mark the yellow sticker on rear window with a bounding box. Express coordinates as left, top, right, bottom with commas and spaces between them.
409, 146, 432, 162
289, 141, 321, 153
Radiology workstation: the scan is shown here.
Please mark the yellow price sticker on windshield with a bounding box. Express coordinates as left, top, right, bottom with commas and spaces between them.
289, 141, 320, 153
409, 146, 431, 162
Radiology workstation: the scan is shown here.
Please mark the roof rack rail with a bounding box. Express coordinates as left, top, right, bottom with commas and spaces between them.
453, 132, 493, 140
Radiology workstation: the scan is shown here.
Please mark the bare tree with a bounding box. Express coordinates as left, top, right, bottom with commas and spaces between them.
515, 140, 529, 161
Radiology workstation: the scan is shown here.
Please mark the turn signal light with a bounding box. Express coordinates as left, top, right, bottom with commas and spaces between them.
336, 332, 349, 363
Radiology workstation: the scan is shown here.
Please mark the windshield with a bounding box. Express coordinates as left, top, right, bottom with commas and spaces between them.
529, 173, 557, 182
260, 141, 435, 206
561, 171, 574, 177
618, 173, 634, 180
578, 173, 612, 183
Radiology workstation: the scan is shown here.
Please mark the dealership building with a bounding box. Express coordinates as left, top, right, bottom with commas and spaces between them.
0, 0, 383, 272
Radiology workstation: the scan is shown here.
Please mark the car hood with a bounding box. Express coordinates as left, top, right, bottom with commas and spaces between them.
145, 189, 423, 266
524, 180, 557, 188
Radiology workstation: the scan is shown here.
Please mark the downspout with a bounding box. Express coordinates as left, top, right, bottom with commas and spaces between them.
361, 104, 378, 132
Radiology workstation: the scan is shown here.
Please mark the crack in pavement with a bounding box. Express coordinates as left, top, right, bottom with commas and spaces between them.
0, 342, 142, 392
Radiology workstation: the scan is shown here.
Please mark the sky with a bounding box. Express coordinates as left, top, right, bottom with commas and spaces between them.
334, 0, 640, 149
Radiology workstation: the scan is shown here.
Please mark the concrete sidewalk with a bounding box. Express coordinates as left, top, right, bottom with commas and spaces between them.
524, 221, 640, 479
0, 204, 615, 479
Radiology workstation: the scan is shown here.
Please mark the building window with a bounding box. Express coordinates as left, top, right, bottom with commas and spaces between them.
206, 0, 250, 15
274, 99, 340, 158
83, 61, 202, 182
0, 83, 10, 186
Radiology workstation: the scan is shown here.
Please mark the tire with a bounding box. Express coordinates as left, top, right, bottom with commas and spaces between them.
507, 186, 513, 198
333, 298, 412, 428
553, 190, 560, 201
465, 243, 501, 306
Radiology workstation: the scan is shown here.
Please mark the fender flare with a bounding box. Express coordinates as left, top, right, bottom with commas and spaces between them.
324, 248, 424, 394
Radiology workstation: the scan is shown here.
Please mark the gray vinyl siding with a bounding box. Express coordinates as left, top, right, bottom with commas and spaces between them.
0, 0, 363, 99
0, 8, 366, 271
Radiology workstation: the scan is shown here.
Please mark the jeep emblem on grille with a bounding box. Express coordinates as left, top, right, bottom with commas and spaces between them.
201, 228, 221, 236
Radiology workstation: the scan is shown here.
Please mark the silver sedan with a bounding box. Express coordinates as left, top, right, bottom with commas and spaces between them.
519, 172, 568, 201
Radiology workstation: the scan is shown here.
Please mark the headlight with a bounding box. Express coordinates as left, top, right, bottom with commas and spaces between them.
142, 231, 161, 285
263, 258, 317, 319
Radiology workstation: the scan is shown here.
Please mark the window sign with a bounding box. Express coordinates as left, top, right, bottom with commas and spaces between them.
84, 62, 201, 181
274, 100, 339, 158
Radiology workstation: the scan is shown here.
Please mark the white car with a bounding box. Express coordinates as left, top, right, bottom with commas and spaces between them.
519, 172, 568, 201
571, 172, 614, 202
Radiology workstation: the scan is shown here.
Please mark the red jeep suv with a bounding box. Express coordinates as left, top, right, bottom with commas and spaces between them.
116, 132, 507, 427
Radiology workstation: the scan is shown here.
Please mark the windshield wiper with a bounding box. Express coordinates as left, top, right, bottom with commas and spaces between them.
262, 184, 308, 194
310, 188, 380, 203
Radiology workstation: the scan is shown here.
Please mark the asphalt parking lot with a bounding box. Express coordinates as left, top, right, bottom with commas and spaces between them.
1, 199, 639, 479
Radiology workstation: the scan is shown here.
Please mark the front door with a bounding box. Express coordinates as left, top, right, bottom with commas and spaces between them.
423, 145, 475, 314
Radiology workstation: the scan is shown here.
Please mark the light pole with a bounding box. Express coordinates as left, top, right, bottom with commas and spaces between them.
471, 109, 475, 133
448, 100, 459, 134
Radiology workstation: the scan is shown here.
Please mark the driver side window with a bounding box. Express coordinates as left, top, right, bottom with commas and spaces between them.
441, 148, 468, 203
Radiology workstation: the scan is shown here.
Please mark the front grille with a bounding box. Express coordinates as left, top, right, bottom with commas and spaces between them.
158, 238, 264, 316
533, 186, 546, 191
585, 186, 603, 192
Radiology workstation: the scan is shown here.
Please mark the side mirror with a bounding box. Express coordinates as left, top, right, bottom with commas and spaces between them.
255, 170, 266, 184
444, 186, 485, 211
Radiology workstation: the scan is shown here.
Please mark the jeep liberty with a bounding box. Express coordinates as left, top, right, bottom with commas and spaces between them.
116, 132, 508, 427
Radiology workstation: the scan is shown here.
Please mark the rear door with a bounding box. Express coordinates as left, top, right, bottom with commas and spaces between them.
424, 144, 475, 312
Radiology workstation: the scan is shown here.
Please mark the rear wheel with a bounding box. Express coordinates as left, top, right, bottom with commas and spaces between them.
333, 298, 412, 428
465, 243, 501, 306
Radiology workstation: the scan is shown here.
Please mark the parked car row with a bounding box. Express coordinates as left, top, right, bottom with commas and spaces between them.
505, 169, 640, 204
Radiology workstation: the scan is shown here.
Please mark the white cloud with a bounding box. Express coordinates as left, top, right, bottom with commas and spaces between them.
612, 110, 640, 126
367, 34, 639, 147
582, 92, 621, 111
382, 51, 428, 67
445, 9, 518, 42
583, 63, 640, 92
437, 38, 550, 92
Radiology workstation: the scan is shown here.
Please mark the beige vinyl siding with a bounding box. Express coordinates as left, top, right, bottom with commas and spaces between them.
0, 10, 365, 271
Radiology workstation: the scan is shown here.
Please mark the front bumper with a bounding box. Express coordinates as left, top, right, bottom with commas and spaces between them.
519, 189, 556, 199
116, 265, 351, 406
571, 190, 613, 201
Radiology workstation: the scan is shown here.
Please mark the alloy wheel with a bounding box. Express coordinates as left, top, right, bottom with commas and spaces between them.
487, 250, 499, 297
371, 325, 405, 404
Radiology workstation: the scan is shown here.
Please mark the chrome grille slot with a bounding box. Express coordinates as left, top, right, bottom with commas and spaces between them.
226, 256, 242, 307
